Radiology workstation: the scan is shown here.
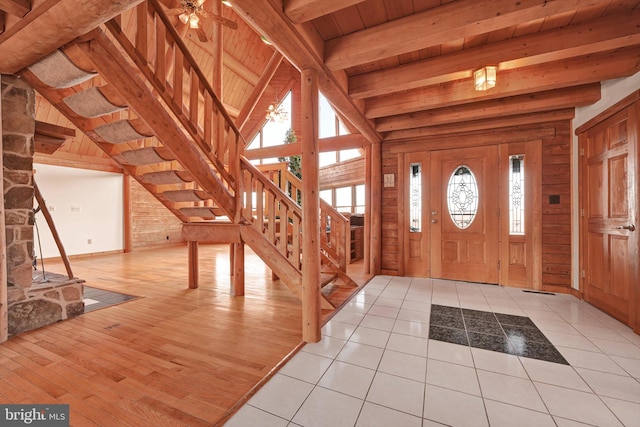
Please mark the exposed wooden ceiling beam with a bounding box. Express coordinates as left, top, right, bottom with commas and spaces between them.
376, 84, 601, 132
224, 51, 260, 86
0, 0, 30, 17
237, 51, 284, 131
284, 0, 367, 24
231, 0, 381, 144
389, 126, 558, 152
0, 0, 143, 74
365, 47, 640, 119
325, 0, 609, 71
384, 109, 577, 141
350, 10, 640, 99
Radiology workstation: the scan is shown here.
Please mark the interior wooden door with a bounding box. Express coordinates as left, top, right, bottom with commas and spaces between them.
581, 106, 638, 327
402, 151, 430, 277
430, 145, 500, 283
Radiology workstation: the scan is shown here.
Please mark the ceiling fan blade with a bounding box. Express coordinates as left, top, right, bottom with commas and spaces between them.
196, 26, 209, 42
200, 11, 238, 30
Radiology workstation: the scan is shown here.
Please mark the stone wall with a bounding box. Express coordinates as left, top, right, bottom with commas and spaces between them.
2, 74, 84, 335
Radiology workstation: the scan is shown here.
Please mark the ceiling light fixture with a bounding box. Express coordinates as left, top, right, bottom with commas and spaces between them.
266, 101, 288, 123
178, 0, 206, 29
474, 65, 497, 91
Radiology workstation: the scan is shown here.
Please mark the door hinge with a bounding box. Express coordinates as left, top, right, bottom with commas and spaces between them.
498, 260, 501, 270
497, 208, 501, 218
581, 269, 586, 278
579, 148, 585, 156
580, 208, 585, 217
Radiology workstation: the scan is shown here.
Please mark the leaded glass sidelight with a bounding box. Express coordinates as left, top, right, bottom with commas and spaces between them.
509, 155, 525, 235
409, 163, 421, 232
447, 165, 478, 229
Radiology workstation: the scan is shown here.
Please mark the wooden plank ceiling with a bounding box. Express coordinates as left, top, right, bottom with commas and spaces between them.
232, 0, 640, 142
1, 0, 639, 162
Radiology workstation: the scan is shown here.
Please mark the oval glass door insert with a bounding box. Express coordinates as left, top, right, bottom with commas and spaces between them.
447, 165, 478, 229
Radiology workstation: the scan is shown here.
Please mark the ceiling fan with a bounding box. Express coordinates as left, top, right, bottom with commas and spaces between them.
166, 0, 238, 42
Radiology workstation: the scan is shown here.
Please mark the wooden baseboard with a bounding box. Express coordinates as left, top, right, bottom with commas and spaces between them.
41, 249, 124, 263
570, 287, 583, 300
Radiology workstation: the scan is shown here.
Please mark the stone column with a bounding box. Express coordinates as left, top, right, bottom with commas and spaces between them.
2, 74, 84, 336
2, 75, 35, 292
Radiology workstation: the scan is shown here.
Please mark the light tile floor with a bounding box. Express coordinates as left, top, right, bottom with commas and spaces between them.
225, 276, 640, 427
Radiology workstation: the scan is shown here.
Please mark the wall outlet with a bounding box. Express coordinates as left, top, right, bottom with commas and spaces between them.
87, 238, 92, 244
71, 206, 81, 212
48, 205, 55, 212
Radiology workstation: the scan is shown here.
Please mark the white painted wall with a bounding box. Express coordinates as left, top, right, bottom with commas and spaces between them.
32, 164, 124, 259
570, 71, 640, 289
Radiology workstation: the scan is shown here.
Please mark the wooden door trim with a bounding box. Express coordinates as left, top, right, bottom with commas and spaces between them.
498, 141, 542, 289
401, 151, 430, 277
575, 90, 640, 135
629, 101, 640, 333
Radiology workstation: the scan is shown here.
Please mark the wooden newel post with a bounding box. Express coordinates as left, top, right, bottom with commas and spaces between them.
301, 69, 321, 343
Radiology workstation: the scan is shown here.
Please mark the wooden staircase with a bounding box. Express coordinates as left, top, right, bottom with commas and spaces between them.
21, 0, 355, 311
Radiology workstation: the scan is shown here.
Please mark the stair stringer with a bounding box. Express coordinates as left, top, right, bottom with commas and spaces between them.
73, 28, 237, 218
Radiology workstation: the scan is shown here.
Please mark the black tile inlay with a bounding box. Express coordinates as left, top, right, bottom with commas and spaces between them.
466, 319, 502, 335
430, 312, 466, 329
83, 286, 138, 313
429, 304, 568, 365
431, 305, 462, 317
502, 325, 550, 344
429, 325, 469, 346
494, 313, 537, 328
462, 308, 498, 323
467, 331, 516, 355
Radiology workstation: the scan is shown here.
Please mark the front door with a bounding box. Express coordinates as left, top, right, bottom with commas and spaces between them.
430, 145, 500, 283
581, 106, 638, 328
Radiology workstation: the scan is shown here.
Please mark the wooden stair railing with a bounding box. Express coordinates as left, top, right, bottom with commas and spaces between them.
257, 163, 350, 273
239, 158, 335, 309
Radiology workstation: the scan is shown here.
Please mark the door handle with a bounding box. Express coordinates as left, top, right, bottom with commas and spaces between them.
431, 219, 438, 223
616, 224, 636, 231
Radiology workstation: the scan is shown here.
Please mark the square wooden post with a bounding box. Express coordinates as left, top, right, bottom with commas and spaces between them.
188, 241, 198, 289
232, 242, 245, 296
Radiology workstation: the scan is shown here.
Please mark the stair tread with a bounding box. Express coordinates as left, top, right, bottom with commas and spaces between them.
116, 146, 175, 165
163, 189, 208, 202
63, 86, 126, 118
27, 49, 97, 89
180, 206, 219, 219
94, 120, 151, 144
141, 170, 193, 185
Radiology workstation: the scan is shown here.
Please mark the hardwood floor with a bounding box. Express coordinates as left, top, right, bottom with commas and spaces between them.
0, 244, 370, 426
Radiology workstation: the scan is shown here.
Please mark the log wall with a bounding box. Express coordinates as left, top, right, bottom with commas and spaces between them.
319, 157, 365, 189
381, 120, 572, 292
129, 179, 184, 250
